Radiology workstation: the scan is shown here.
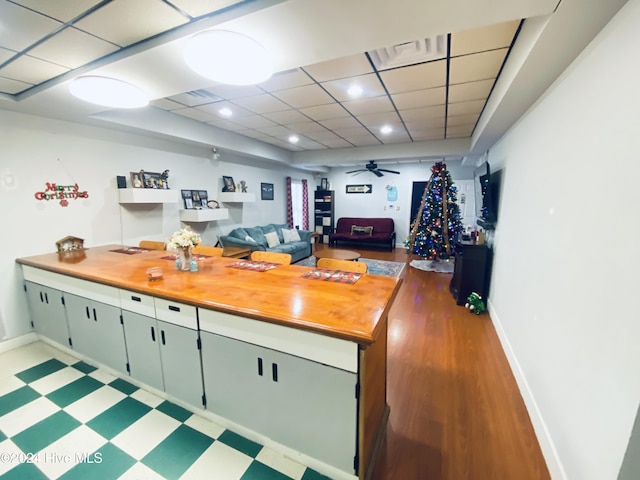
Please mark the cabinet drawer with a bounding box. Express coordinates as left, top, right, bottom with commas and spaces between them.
154, 298, 197, 330
199, 309, 357, 373
119, 290, 155, 317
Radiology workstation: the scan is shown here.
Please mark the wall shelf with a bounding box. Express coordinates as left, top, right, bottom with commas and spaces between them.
179, 208, 229, 222
118, 188, 179, 204
218, 192, 255, 203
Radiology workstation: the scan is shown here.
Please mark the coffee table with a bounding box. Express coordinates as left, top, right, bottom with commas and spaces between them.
222, 246, 251, 259
315, 248, 360, 264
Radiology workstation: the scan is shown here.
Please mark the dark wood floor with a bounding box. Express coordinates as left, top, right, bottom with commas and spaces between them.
314, 244, 550, 480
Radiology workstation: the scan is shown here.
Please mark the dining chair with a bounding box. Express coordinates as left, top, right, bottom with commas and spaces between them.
139, 240, 166, 250
317, 257, 368, 273
250, 251, 292, 265
192, 245, 223, 257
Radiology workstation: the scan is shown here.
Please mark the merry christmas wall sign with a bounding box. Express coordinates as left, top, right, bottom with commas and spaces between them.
34, 182, 89, 207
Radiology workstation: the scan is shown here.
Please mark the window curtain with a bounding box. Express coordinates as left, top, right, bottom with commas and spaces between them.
302, 179, 309, 229
286, 176, 293, 228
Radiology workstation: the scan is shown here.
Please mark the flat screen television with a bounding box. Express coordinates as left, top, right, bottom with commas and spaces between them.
474, 161, 502, 230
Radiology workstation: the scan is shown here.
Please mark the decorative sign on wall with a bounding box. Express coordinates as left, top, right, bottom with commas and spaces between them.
346, 184, 372, 194
34, 182, 89, 207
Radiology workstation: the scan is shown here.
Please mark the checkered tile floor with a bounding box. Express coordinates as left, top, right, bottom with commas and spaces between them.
0, 342, 331, 480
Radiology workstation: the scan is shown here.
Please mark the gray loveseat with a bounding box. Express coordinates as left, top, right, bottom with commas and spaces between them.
219, 223, 312, 263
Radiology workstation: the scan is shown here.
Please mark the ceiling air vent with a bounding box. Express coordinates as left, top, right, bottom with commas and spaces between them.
368, 35, 447, 71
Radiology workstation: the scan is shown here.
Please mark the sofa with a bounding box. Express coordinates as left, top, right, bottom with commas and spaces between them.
219, 223, 312, 263
329, 217, 396, 251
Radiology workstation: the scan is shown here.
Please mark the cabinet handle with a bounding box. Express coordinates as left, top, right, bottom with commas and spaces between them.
44, 292, 49, 304
257, 357, 263, 376
131, 295, 141, 302
93, 308, 97, 321
272, 363, 278, 382
151, 326, 156, 342
168, 305, 180, 312
161, 330, 166, 345
39, 291, 44, 303
85, 306, 90, 319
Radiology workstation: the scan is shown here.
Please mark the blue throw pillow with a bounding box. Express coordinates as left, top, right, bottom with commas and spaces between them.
245, 227, 267, 246
271, 223, 288, 243
230, 228, 248, 239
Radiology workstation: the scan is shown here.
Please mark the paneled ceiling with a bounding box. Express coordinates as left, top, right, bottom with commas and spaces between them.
0, 0, 625, 171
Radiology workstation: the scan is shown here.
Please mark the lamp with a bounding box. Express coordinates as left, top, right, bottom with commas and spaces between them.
183, 30, 273, 85
69, 76, 149, 108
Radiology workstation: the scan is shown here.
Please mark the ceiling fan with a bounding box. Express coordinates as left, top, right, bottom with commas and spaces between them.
345, 160, 400, 177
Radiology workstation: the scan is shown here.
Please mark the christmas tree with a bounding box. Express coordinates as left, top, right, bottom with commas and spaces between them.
407, 162, 462, 260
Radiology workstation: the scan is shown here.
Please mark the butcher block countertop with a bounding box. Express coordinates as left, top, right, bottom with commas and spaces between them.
17, 245, 402, 345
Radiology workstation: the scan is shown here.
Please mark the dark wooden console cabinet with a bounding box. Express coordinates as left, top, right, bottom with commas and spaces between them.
449, 242, 493, 305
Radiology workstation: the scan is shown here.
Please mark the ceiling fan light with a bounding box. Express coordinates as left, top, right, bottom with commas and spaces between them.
69, 76, 149, 108
184, 30, 273, 85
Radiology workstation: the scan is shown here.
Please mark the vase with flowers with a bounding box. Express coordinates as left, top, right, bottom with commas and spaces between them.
168, 227, 201, 271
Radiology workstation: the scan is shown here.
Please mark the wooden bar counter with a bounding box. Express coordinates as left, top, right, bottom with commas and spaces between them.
16, 245, 401, 479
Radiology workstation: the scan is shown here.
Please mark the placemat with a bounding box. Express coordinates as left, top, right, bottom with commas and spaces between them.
227, 260, 279, 272
302, 269, 361, 284
109, 247, 151, 254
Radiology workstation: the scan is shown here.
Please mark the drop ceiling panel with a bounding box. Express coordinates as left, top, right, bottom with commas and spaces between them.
204, 84, 264, 100
207, 117, 249, 131
287, 122, 331, 134
232, 94, 291, 114
321, 73, 385, 101
0, 55, 68, 84
150, 98, 185, 110
260, 69, 314, 92
447, 113, 480, 127
0, 77, 32, 94
299, 103, 349, 121
399, 105, 447, 122
271, 84, 335, 109
448, 99, 486, 116
0, 47, 16, 64
230, 115, 278, 129
319, 137, 353, 148
448, 79, 494, 103
407, 126, 445, 141
380, 60, 447, 93
28, 27, 119, 69
0, 2, 62, 52
336, 126, 372, 140
303, 53, 374, 82
168, 91, 221, 107
357, 111, 402, 129
392, 87, 446, 109
74, 0, 189, 47
167, 0, 243, 18
262, 109, 310, 125
342, 96, 395, 116
450, 20, 520, 57
173, 107, 215, 122
12, 0, 104, 22
449, 49, 508, 84
319, 116, 363, 130
447, 125, 475, 137
197, 100, 254, 118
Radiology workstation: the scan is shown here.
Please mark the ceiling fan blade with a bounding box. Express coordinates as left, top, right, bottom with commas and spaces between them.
345, 168, 365, 174
372, 170, 384, 177
378, 168, 400, 174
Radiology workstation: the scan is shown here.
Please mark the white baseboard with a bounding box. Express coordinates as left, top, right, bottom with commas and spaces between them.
487, 299, 567, 480
0, 332, 38, 354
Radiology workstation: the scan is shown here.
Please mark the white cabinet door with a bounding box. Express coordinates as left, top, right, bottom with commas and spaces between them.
157, 320, 204, 408
24, 281, 70, 348
200, 332, 357, 473
121, 310, 164, 391
65, 293, 129, 374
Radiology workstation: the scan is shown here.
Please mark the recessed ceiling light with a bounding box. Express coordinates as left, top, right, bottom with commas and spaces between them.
184, 30, 273, 85
347, 85, 363, 97
219, 107, 232, 117
380, 125, 393, 135
69, 76, 148, 108
289, 135, 299, 144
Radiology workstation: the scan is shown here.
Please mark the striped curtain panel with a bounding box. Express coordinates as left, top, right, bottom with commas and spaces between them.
286, 176, 294, 228
302, 179, 309, 229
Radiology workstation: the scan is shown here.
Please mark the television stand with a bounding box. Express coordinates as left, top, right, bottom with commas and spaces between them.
449, 242, 492, 306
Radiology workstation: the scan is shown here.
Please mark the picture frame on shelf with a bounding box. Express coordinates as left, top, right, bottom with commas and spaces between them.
320, 178, 328, 190
181, 190, 194, 209
130, 172, 144, 188
141, 171, 167, 189
222, 176, 236, 192
181, 189, 210, 209
261, 182, 274, 200
197, 190, 208, 208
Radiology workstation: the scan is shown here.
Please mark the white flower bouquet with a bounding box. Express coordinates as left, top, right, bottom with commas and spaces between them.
167, 227, 201, 250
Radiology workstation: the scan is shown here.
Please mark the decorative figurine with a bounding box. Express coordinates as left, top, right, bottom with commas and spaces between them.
239, 180, 247, 193
161, 169, 170, 189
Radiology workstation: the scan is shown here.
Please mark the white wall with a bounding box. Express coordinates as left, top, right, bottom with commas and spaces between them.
486, 1, 640, 479
325, 161, 475, 246
0, 111, 315, 344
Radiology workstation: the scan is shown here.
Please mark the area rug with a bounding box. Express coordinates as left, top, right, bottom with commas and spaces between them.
409, 259, 455, 273
295, 256, 405, 277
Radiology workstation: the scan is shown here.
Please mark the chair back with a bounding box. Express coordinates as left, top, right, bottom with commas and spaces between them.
317, 258, 368, 273
250, 251, 292, 265
139, 240, 166, 250
192, 245, 223, 257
